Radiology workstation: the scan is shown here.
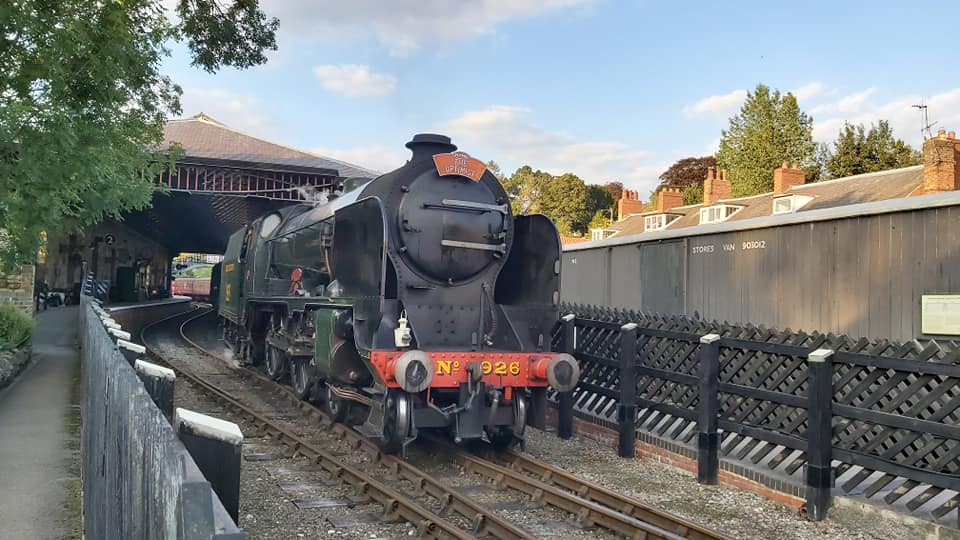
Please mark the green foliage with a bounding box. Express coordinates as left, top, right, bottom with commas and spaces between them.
540, 173, 588, 236
587, 210, 611, 231
485, 160, 504, 181
585, 184, 614, 222
0, 0, 277, 269
502, 167, 611, 236
0, 304, 33, 351
177, 0, 278, 73
822, 121, 920, 179
682, 183, 704, 205
716, 84, 816, 197
178, 264, 213, 278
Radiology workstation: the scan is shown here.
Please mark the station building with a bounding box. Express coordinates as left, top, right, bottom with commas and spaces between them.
566, 130, 960, 341
38, 113, 375, 304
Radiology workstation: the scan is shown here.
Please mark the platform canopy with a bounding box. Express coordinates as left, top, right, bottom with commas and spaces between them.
121, 114, 379, 254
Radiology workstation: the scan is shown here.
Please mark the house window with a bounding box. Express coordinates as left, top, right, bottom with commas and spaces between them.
591, 228, 617, 241
699, 205, 742, 225
643, 214, 675, 231
772, 195, 813, 215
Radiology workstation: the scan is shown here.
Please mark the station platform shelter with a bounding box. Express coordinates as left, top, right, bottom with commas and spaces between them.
38, 113, 376, 305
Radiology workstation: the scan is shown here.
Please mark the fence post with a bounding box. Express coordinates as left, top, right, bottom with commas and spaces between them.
135, 359, 176, 421
175, 408, 244, 523
558, 313, 576, 439
697, 333, 721, 484
118, 339, 146, 367
805, 348, 834, 520
617, 323, 639, 457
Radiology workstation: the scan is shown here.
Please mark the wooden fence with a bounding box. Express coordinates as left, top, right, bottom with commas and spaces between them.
554, 303, 960, 526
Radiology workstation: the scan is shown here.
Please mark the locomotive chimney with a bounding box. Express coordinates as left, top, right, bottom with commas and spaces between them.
405, 133, 458, 162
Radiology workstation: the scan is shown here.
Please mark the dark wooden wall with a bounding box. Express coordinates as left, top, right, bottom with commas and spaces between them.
561, 205, 960, 341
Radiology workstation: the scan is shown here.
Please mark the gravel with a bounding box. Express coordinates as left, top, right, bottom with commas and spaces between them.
520, 426, 923, 540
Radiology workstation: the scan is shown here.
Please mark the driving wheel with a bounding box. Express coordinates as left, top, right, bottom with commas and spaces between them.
380, 390, 411, 454
290, 358, 313, 400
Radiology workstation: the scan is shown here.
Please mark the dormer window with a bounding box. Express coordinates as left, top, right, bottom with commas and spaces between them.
772, 194, 813, 215
699, 205, 742, 225
644, 214, 678, 231
591, 228, 617, 241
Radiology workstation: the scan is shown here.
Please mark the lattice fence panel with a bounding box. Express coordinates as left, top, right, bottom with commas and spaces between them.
554, 303, 960, 524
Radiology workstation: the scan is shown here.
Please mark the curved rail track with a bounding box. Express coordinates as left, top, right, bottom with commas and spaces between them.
142, 306, 729, 540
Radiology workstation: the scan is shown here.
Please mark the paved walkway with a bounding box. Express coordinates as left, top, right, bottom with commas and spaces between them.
0, 307, 80, 539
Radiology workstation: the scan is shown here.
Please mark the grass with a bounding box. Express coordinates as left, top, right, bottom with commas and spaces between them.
0, 304, 33, 351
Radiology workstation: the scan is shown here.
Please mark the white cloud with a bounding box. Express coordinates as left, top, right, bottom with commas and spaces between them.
683, 89, 747, 117
791, 82, 825, 101
178, 88, 278, 136
810, 87, 876, 116
261, 0, 592, 55
312, 64, 397, 96
310, 145, 408, 175
813, 87, 960, 144
438, 105, 659, 192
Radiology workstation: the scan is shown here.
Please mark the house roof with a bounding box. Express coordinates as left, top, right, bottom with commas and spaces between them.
163, 113, 380, 178
603, 165, 925, 237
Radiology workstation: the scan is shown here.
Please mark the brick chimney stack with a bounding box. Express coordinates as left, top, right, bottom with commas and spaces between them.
921, 129, 960, 194
773, 162, 806, 194
617, 188, 645, 220
703, 167, 732, 205
657, 187, 684, 213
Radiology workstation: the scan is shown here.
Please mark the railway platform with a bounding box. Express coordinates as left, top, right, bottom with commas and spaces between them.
0, 307, 80, 539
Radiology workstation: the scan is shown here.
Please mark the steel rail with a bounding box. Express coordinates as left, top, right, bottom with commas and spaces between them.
490, 449, 731, 540
142, 308, 531, 540
177, 308, 730, 540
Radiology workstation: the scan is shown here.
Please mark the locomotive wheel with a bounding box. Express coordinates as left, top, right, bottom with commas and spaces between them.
488, 394, 527, 451
380, 390, 411, 454
264, 344, 286, 380
324, 384, 348, 423
290, 359, 313, 400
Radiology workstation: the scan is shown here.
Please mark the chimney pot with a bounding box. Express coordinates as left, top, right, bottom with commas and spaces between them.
939, 129, 947, 138
950, 131, 957, 140
781, 162, 789, 169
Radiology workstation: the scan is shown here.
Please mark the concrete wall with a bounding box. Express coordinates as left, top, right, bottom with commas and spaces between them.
80, 298, 243, 539
562, 203, 960, 342
43, 220, 172, 296
0, 264, 36, 315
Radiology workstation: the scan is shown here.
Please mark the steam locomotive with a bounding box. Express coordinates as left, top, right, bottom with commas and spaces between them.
216, 134, 579, 453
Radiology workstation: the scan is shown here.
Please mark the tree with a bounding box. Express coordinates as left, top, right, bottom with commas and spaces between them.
0, 0, 278, 267
716, 84, 816, 197
585, 184, 614, 223
655, 156, 715, 207
822, 121, 920, 179
603, 181, 623, 219
501, 166, 553, 214
539, 173, 589, 236
657, 156, 717, 189
485, 160, 504, 181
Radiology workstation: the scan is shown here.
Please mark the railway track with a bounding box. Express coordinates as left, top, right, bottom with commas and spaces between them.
143, 306, 729, 540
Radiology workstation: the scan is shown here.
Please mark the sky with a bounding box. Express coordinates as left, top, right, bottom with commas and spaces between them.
163, 0, 960, 196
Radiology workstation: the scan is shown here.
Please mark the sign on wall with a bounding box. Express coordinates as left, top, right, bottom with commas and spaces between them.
921, 295, 960, 335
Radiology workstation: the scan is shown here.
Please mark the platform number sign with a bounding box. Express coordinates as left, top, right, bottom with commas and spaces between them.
104, 234, 116, 246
